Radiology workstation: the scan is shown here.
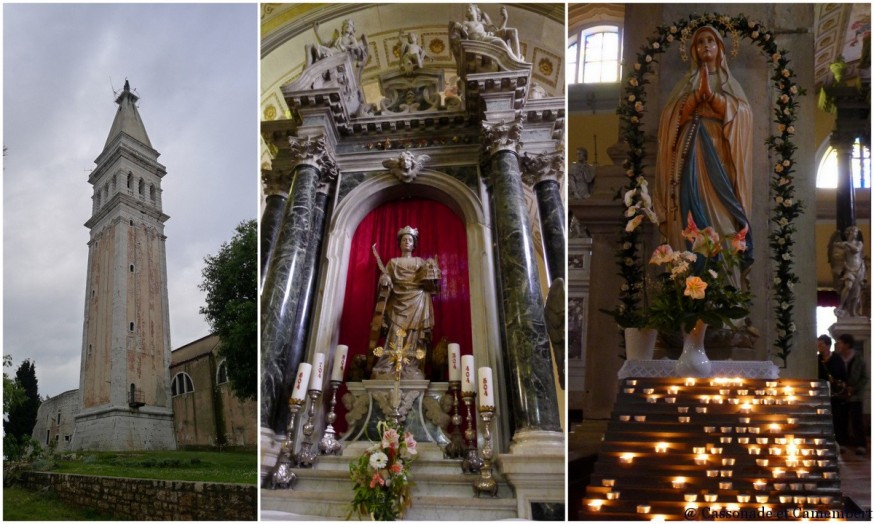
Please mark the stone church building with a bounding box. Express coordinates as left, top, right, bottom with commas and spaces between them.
259, 3, 566, 520
33, 81, 253, 453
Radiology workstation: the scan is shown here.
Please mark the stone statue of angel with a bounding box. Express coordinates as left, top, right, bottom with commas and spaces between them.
306, 19, 369, 80
399, 31, 432, 74
383, 151, 431, 183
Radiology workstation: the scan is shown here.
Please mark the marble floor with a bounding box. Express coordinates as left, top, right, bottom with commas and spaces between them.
568, 420, 872, 519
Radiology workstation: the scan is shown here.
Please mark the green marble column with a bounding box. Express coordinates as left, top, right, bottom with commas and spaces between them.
260, 169, 291, 289
534, 179, 566, 282
487, 131, 561, 434
260, 136, 335, 428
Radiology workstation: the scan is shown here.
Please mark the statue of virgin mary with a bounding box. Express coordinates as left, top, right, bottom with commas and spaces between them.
655, 25, 754, 279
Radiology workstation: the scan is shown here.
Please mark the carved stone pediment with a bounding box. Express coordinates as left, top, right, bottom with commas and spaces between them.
378, 69, 462, 114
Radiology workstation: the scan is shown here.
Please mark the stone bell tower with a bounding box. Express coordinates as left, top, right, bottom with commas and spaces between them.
71, 80, 176, 450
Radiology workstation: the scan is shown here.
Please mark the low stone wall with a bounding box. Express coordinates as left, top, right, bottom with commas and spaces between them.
19, 471, 256, 520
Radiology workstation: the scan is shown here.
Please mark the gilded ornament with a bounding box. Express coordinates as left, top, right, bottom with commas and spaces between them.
538, 58, 553, 76
264, 105, 277, 120
429, 38, 445, 54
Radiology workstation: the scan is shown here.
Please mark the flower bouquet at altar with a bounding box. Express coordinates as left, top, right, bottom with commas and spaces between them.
349, 419, 418, 521
647, 213, 753, 376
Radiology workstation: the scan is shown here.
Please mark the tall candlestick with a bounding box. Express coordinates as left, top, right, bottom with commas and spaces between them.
291, 363, 312, 401
448, 343, 461, 381
478, 367, 495, 408
461, 355, 475, 393
331, 345, 348, 382
310, 353, 325, 391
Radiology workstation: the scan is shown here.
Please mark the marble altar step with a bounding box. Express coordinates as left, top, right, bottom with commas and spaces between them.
262, 451, 519, 520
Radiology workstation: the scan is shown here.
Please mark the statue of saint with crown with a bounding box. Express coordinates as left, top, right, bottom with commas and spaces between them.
369, 226, 441, 380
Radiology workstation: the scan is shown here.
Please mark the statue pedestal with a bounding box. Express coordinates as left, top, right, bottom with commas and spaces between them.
342, 380, 452, 445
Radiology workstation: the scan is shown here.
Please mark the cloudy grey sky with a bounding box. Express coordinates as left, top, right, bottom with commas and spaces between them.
4, 4, 258, 398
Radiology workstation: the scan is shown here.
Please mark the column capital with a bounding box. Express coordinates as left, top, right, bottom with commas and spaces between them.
481, 120, 523, 157
261, 169, 293, 197
520, 150, 564, 187
288, 135, 339, 183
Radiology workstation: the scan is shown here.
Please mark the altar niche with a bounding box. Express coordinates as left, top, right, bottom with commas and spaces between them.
308, 169, 505, 447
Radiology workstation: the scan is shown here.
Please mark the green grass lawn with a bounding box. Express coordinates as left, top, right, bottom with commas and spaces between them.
50, 449, 257, 484
3, 487, 113, 521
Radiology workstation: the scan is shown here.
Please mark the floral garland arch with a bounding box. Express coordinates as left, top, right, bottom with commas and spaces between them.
616, 12, 803, 366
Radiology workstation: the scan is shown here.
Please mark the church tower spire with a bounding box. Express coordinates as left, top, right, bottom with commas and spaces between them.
71, 80, 176, 451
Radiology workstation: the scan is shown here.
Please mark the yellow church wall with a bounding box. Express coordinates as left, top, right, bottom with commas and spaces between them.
814, 106, 836, 154
82, 228, 114, 408
567, 112, 619, 167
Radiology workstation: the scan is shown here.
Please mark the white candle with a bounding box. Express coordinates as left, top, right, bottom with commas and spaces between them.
478, 367, 495, 407
309, 353, 325, 391
291, 362, 312, 401
449, 343, 461, 382
461, 355, 475, 393
331, 345, 348, 382
448, 343, 461, 382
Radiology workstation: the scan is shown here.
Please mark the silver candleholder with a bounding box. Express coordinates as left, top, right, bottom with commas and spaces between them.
268, 396, 304, 489
295, 389, 322, 468
473, 406, 498, 498
444, 381, 466, 458
461, 391, 483, 473
318, 380, 343, 456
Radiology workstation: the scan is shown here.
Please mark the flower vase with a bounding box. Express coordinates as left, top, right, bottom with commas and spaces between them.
675, 320, 711, 377
625, 328, 657, 360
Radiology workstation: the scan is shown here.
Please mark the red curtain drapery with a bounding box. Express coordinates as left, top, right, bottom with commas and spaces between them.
333, 198, 473, 433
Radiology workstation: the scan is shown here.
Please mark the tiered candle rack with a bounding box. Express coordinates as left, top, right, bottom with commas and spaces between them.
582, 377, 842, 521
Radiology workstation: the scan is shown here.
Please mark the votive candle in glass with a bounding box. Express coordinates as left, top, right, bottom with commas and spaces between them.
606, 491, 620, 500
678, 416, 691, 423
753, 480, 767, 491
672, 477, 686, 489
655, 442, 668, 453
756, 459, 769, 467
636, 505, 651, 514
602, 479, 615, 487
737, 495, 750, 503
756, 495, 768, 504
619, 453, 634, 464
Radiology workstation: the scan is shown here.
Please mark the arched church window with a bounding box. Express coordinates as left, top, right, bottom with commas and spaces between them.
112, 174, 117, 192
816, 138, 870, 189
216, 360, 229, 385
150, 184, 156, 203
127, 172, 133, 189
568, 25, 621, 84
138, 178, 145, 197
95, 191, 101, 209
171, 372, 195, 397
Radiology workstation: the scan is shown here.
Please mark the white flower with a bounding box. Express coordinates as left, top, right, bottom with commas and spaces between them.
764, 33, 771, 41
782, 159, 791, 167
625, 205, 639, 218
666, 34, 674, 42
370, 452, 389, 470
751, 31, 759, 39
652, 42, 660, 50
782, 253, 791, 261
775, 164, 784, 173
638, 177, 649, 188
645, 55, 653, 63
781, 301, 789, 309
628, 94, 636, 103
626, 169, 635, 177
782, 199, 793, 207
634, 63, 641, 71
781, 68, 791, 78
777, 238, 785, 245
670, 25, 678, 34
787, 126, 795, 134
778, 218, 789, 226
788, 281, 795, 290
634, 101, 645, 112
621, 284, 629, 291
772, 52, 782, 63
780, 94, 790, 104
790, 85, 798, 95
624, 189, 636, 207
708, 269, 718, 279
630, 116, 640, 124
775, 196, 784, 204
778, 177, 790, 186
623, 242, 632, 250
789, 323, 796, 332
774, 277, 782, 285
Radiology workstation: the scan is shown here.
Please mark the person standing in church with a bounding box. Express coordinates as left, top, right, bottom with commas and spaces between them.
832, 334, 869, 455
817, 334, 843, 381
655, 25, 754, 286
